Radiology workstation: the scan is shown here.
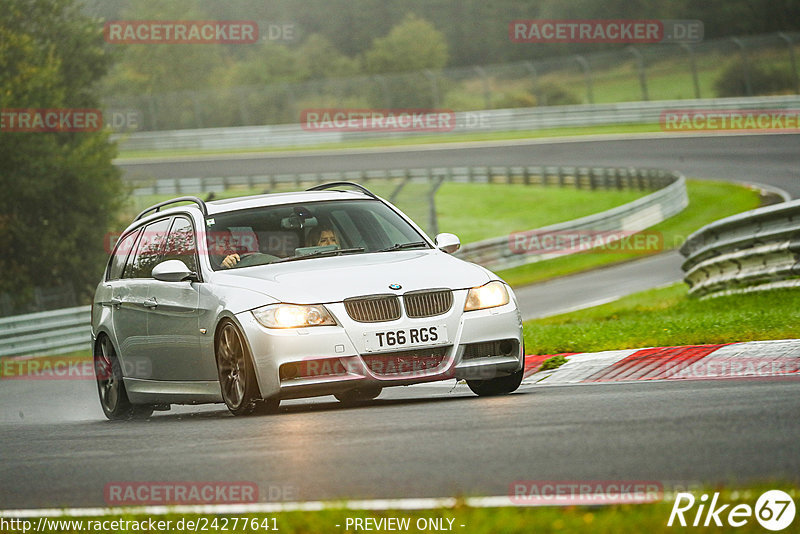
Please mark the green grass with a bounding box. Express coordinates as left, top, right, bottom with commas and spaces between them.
436, 183, 644, 244
24, 485, 798, 533
125, 182, 647, 245
498, 180, 761, 287
523, 283, 800, 355
115, 123, 664, 160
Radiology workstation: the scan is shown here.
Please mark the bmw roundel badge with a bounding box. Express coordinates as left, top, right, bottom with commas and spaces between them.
389, 283, 402, 290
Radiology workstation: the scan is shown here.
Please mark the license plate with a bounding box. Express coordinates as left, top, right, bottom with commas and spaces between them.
363, 325, 448, 352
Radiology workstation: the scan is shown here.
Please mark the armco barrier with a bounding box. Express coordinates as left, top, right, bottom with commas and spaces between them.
680, 199, 800, 297
454, 168, 687, 271
0, 306, 91, 358
114, 95, 800, 152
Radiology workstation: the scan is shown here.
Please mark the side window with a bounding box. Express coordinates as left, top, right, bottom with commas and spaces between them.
163, 217, 198, 273
124, 218, 171, 279
107, 229, 140, 281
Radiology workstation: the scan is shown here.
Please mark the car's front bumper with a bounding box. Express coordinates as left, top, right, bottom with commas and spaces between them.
237, 288, 524, 400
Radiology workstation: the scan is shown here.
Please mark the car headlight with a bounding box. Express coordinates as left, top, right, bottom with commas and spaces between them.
464, 281, 509, 311
252, 304, 336, 328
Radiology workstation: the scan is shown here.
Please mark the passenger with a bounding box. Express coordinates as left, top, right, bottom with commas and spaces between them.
306, 225, 339, 248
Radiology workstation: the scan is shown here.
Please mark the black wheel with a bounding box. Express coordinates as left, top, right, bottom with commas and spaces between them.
334, 387, 382, 404
215, 321, 264, 416
467, 352, 525, 397
94, 336, 154, 420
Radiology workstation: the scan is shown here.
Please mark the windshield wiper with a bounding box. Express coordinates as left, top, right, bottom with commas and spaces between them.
376, 241, 429, 253
271, 247, 365, 264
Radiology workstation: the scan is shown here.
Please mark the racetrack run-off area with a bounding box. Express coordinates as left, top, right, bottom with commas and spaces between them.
523, 339, 800, 385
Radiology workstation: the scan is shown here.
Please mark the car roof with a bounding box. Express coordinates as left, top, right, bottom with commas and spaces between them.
133, 189, 375, 228
205, 189, 371, 214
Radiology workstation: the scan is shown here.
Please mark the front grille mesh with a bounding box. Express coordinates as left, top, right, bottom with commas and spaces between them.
462, 339, 517, 360
344, 295, 401, 323
403, 289, 453, 318
362, 347, 448, 376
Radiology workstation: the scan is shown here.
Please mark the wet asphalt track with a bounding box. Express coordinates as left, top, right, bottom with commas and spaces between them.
1, 133, 798, 509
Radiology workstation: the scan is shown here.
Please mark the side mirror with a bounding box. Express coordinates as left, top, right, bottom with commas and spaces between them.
435, 233, 461, 254
152, 260, 197, 282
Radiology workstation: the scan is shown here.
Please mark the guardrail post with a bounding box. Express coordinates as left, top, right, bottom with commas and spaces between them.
731, 38, 753, 96
372, 75, 392, 107
428, 175, 446, 236
523, 61, 543, 105
474, 66, 492, 109
627, 47, 649, 101
778, 33, 799, 94
573, 55, 594, 104
680, 44, 702, 99
423, 70, 441, 108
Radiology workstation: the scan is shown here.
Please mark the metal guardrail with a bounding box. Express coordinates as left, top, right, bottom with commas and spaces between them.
455, 168, 687, 270
680, 199, 800, 297
132, 164, 686, 241
0, 306, 91, 358
114, 95, 800, 152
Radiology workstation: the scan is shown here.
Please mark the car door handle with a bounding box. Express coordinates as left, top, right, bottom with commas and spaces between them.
143, 297, 158, 309
110, 298, 122, 309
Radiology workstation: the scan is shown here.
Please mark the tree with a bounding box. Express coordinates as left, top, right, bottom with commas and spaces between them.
363, 14, 449, 107
364, 14, 448, 74
0, 0, 124, 311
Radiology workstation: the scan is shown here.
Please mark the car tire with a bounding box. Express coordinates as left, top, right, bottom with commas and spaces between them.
94, 335, 154, 420
252, 398, 281, 415
466, 351, 525, 397
215, 320, 264, 416
334, 387, 382, 404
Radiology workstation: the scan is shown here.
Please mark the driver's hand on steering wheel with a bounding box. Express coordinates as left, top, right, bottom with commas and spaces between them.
221, 253, 240, 269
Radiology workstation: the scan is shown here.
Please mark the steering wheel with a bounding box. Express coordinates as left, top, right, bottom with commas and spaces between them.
234, 252, 280, 267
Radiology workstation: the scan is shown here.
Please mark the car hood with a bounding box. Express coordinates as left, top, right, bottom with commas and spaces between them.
210, 250, 492, 304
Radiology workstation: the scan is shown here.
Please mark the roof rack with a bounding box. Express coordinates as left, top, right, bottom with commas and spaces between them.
306, 181, 378, 199
134, 196, 208, 221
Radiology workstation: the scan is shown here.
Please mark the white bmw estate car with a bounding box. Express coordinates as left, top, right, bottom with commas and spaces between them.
92, 182, 524, 419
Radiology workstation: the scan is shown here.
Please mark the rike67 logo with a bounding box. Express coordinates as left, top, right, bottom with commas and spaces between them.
668, 490, 795, 531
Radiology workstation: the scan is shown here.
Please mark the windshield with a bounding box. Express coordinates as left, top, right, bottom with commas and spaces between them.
205, 199, 430, 270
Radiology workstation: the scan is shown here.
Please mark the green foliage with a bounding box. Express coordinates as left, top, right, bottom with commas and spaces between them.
539, 354, 568, 371
499, 180, 761, 287
0, 0, 123, 305
363, 14, 448, 75
363, 14, 449, 108
535, 81, 581, 106
713, 58, 797, 97
524, 284, 800, 355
